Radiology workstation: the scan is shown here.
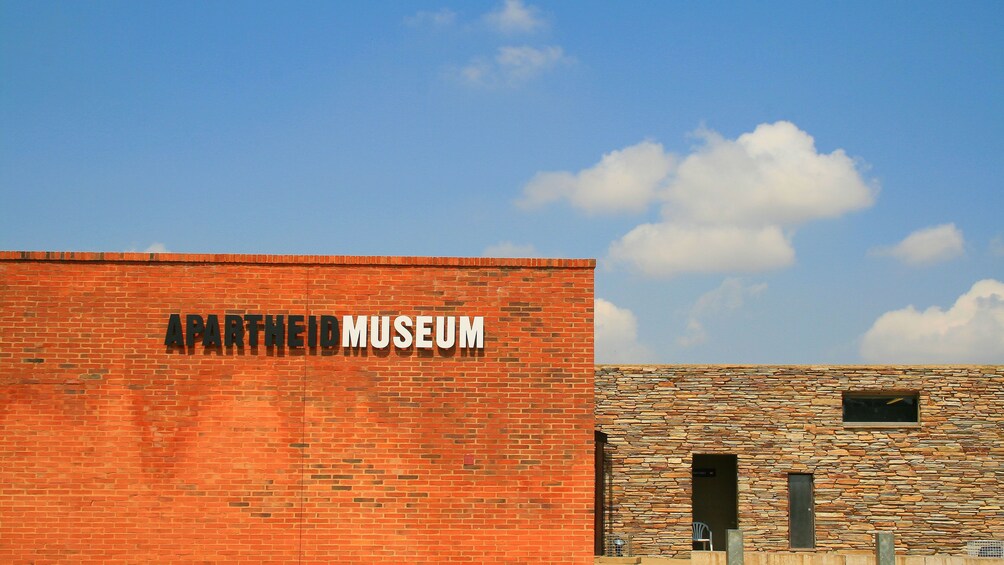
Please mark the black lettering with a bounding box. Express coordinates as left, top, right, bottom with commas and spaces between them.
224, 315, 244, 347
320, 315, 338, 347
245, 314, 263, 347
185, 315, 205, 348
307, 316, 317, 348
265, 315, 284, 347
288, 315, 305, 348
203, 314, 222, 347
165, 314, 184, 346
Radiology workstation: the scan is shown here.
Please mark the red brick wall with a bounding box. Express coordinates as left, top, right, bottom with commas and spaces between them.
0, 252, 596, 564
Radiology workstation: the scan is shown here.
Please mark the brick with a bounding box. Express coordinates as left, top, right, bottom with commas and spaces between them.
0, 253, 596, 564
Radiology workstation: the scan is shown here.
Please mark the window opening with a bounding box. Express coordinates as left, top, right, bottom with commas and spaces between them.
842, 392, 919, 424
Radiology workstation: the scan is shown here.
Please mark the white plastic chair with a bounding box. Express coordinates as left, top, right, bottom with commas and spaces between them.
693, 521, 713, 550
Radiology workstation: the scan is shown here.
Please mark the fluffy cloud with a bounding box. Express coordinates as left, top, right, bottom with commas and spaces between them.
617, 122, 874, 276
518, 141, 674, 214
481, 241, 540, 257
860, 279, 1004, 363
609, 223, 794, 277
459, 45, 570, 88
518, 121, 876, 277
595, 298, 652, 363
437, 1, 564, 88
870, 223, 965, 266
679, 278, 767, 347
484, 0, 546, 34
662, 123, 876, 227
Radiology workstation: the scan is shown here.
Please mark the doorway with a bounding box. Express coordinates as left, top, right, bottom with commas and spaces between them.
691, 454, 738, 550
594, 431, 608, 555
788, 473, 815, 548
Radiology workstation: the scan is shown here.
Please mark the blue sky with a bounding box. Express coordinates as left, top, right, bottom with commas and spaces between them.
2, 1, 1002, 364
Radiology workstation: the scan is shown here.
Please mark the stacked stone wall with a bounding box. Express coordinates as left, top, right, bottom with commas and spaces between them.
596, 366, 1004, 557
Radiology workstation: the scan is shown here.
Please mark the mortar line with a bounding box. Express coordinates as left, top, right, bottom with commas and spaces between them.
298, 267, 311, 565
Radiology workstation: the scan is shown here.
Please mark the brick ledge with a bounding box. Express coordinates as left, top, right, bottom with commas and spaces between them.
0, 251, 595, 269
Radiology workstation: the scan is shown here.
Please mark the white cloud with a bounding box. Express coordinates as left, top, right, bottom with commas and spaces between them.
870, 223, 965, 266
518, 141, 674, 214
405, 8, 456, 28
484, 0, 546, 34
662, 122, 876, 227
860, 279, 1004, 364
459, 45, 570, 88
604, 121, 876, 277
482, 241, 540, 257
435, 1, 564, 89
519, 122, 874, 276
595, 298, 652, 363
679, 278, 767, 347
609, 223, 795, 277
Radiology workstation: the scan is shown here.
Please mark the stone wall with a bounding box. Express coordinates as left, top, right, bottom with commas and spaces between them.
598, 554, 1004, 565
596, 366, 1004, 557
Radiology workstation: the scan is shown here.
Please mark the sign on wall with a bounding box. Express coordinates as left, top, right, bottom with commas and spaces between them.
165, 314, 484, 350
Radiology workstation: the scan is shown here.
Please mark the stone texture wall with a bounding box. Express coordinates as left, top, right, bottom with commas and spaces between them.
596, 366, 1004, 557
0, 252, 595, 564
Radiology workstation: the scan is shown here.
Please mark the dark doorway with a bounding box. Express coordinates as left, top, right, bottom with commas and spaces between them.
594, 431, 608, 555
692, 454, 738, 550
788, 473, 815, 548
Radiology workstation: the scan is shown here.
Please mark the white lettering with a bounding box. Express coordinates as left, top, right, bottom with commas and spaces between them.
393, 315, 413, 348
459, 316, 484, 349
435, 316, 456, 348
370, 316, 390, 348
415, 316, 434, 349
342, 316, 367, 348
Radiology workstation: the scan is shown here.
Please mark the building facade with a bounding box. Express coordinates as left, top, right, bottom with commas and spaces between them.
0, 252, 596, 564
3, 252, 1002, 563
596, 365, 1004, 557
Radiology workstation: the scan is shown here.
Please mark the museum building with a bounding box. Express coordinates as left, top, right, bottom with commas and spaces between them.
1, 252, 596, 564
1, 252, 1001, 564
595, 365, 1003, 558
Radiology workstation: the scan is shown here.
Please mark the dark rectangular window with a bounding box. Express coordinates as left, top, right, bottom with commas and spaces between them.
789, 473, 814, 548
842, 392, 919, 423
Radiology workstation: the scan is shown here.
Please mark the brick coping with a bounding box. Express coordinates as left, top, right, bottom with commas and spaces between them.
0, 251, 595, 269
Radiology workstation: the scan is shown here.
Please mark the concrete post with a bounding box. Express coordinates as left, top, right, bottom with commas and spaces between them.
876, 532, 895, 565
727, 529, 744, 565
